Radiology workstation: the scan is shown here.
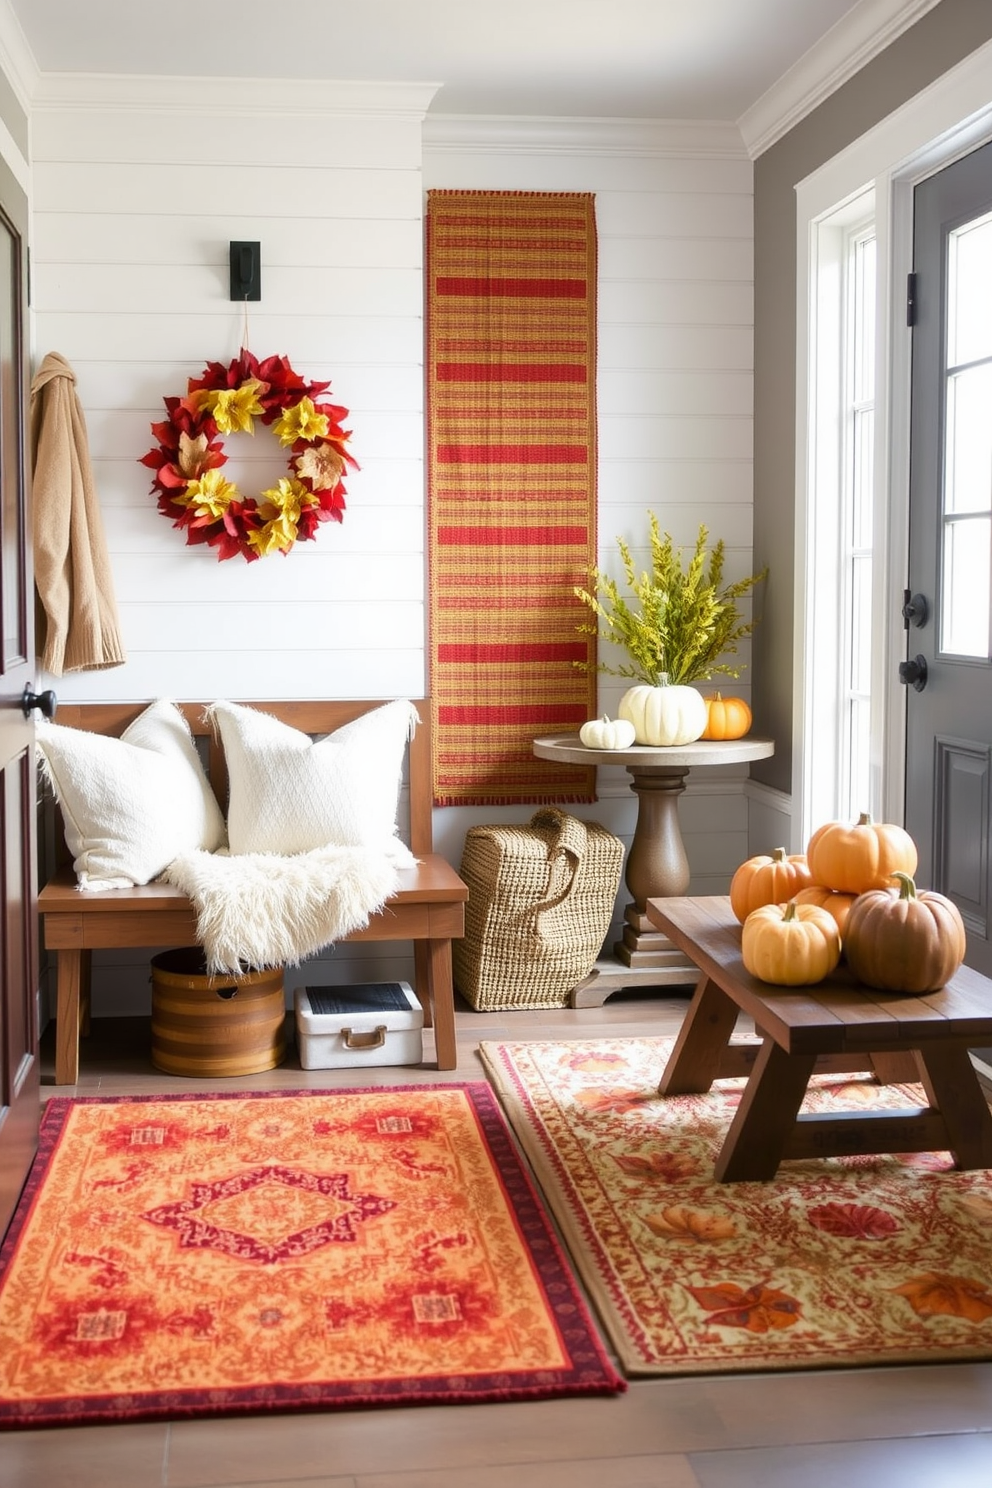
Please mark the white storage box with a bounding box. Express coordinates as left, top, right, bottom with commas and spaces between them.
294, 982, 424, 1070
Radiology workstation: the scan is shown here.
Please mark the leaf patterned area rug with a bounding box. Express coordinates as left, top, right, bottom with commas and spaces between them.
480, 1037, 992, 1376
0, 1087, 623, 1429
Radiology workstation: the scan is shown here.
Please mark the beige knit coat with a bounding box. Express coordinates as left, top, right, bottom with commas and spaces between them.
30, 351, 126, 675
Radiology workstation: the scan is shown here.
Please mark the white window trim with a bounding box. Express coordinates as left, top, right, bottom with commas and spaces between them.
793, 37, 992, 851
802, 192, 875, 839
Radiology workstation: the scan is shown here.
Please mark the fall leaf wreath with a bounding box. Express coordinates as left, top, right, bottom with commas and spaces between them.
140, 351, 357, 562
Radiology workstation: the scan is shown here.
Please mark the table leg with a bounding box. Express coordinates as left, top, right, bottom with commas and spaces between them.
657, 974, 739, 1094
610, 763, 700, 985
913, 1045, 992, 1169
714, 1041, 817, 1183
624, 764, 691, 906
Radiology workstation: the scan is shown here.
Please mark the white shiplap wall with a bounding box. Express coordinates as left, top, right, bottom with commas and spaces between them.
30, 78, 434, 712
28, 87, 755, 1015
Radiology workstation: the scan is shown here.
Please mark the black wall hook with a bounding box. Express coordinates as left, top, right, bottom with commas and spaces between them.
229, 241, 261, 301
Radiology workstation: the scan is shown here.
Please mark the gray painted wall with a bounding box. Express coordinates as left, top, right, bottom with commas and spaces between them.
751, 0, 992, 795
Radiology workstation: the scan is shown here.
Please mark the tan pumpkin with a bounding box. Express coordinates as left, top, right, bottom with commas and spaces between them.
792, 884, 858, 938
843, 871, 966, 993
701, 692, 752, 740
741, 900, 841, 986
729, 847, 812, 924
806, 811, 918, 894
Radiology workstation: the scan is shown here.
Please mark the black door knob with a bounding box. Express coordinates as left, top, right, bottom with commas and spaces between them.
901, 591, 930, 628
21, 685, 58, 719
898, 655, 928, 692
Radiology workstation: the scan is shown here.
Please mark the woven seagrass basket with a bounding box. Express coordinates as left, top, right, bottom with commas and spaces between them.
453, 807, 624, 1010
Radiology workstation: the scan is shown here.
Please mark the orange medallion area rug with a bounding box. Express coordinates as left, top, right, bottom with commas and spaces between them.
480, 1037, 992, 1378
0, 1086, 623, 1429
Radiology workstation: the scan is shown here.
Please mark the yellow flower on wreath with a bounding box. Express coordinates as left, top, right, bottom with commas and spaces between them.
193, 379, 267, 435
178, 468, 239, 521
273, 397, 330, 447
249, 476, 319, 557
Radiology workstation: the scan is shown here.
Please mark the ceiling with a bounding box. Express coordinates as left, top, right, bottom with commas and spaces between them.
6, 0, 916, 123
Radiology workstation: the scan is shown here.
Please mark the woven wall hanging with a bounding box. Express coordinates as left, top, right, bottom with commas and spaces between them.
426, 190, 598, 806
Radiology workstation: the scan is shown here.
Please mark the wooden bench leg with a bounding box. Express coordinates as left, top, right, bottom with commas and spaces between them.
412, 942, 433, 1028
914, 1045, 992, 1169
425, 938, 457, 1071
658, 974, 739, 1095
714, 1041, 817, 1182
55, 949, 88, 1086
80, 951, 92, 1038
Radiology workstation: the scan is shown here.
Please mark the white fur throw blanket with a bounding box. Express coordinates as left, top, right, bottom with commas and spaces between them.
162, 840, 416, 975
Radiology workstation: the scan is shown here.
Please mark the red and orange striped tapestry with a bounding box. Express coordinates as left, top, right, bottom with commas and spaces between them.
427, 191, 598, 806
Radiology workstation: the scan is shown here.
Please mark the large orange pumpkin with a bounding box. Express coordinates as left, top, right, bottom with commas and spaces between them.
843, 871, 966, 993
729, 847, 812, 924
806, 811, 917, 894
701, 693, 752, 740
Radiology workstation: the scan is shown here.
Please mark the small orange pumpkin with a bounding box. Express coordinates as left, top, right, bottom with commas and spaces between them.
701, 692, 752, 741
741, 900, 842, 985
806, 811, 917, 895
729, 847, 812, 924
792, 884, 858, 938
843, 871, 966, 993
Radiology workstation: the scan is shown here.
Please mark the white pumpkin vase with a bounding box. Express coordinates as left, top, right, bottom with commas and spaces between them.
618, 675, 707, 746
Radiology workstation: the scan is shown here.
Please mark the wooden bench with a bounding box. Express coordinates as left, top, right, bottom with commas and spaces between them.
38, 698, 468, 1085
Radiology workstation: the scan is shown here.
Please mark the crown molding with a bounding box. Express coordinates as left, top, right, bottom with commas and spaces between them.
738, 0, 943, 158
29, 72, 440, 117
0, 0, 37, 115
424, 114, 748, 158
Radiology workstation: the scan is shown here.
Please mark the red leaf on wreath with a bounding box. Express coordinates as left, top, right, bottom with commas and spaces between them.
156, 464, 194, 491
255, 353, 319, 404
188, 358, 247, 394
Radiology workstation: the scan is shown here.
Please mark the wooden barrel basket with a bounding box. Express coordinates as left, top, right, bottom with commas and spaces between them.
150, 947, 287, 1077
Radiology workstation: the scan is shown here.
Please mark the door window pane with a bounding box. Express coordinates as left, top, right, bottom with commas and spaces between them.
945, 365, 992, 515
948, 211, 992, 368
942, 515, 991, 657
941, 212, 992, 659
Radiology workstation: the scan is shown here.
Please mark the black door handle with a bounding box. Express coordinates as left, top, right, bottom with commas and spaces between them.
21, 684, 58, 719
898, 655, 928, 692
902, 591, 930, 628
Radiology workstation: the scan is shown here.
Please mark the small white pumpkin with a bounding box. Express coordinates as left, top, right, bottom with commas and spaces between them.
618, 677, 707, 746
578, 715, 636, 750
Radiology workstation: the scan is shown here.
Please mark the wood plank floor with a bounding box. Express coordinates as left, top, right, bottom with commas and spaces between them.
4, 990, 992, 1488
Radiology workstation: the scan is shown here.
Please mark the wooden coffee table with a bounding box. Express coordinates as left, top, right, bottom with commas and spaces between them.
647, 895, 992, 1182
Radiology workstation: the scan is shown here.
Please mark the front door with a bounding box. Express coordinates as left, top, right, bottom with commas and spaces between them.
0, 153, 38, 1239
904, 139, 992, 978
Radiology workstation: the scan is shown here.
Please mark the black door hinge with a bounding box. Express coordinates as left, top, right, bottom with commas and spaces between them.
907, 271, 918, 327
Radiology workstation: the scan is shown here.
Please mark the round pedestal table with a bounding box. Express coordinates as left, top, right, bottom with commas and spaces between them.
532, 733, 774, 1006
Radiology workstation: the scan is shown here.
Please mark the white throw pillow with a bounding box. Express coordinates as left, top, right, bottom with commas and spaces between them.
209, 699, 418, 856
36, 699, 227, 889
